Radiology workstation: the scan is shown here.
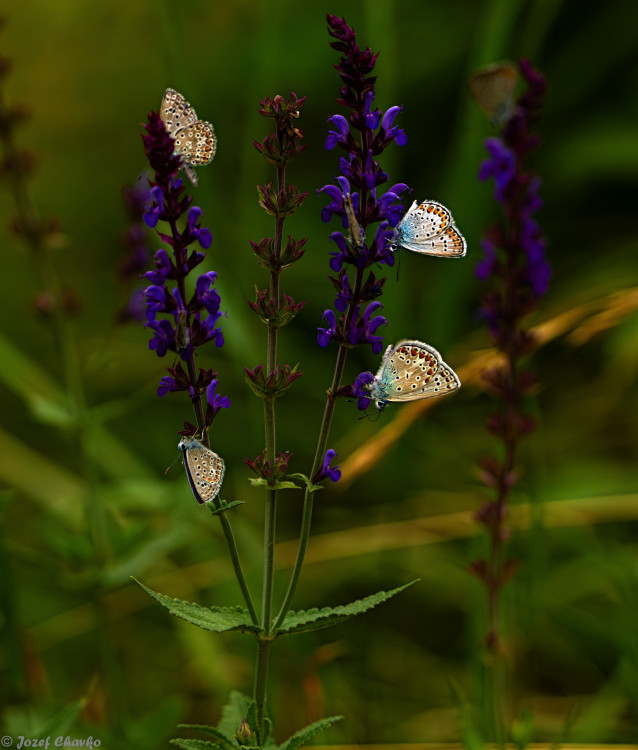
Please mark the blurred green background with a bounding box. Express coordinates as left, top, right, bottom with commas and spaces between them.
1, 0, 638, 746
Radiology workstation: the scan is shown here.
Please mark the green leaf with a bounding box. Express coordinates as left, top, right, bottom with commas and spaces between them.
277, 581, 418, 635
178, 725, 237, 750
247, 477, 298, 490
286, 473, 324, 492
171, 740, 224, 750
209, 499, 245, 516
244, 699, 260, 745
133, 579, 261, 635
218, 691, 255, 742
277, 716, 343, 750
37, 699, 86, 738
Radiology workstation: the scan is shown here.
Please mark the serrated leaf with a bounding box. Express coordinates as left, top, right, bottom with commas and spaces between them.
277, 715, 343, 750
171, 740, 224, 750
278, 581, 418, 635
133, 579, 261, 634
245, 699, 260, 739
177, 725, 237, 750
218, 691, 255, 741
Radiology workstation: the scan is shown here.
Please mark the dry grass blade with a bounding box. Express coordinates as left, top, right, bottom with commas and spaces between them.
339, 287, 638, 487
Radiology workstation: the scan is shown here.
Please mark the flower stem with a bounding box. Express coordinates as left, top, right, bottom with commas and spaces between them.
254, 161, 286, 729
274, 265, 363, 629
165, 216, 258, 625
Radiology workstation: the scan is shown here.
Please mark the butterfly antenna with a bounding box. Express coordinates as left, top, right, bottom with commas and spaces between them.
165, 452, 182, 475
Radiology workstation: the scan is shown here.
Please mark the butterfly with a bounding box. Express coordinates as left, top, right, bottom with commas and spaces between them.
160, 88, 217, 187
388, 200, 467, 257
367, 339, 461, 412
178, 436, 225, 504
468, 61, 518, 127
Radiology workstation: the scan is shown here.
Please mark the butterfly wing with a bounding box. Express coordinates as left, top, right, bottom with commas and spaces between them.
180, 438, 225, 504
395, 201, 467, 257
468, 62, 518, 126
379, 339, 461, 403
160, 88, 199, 135
173, 121, 217, 165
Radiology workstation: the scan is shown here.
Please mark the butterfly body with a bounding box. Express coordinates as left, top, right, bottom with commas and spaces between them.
389, 200, 466, 257
368, 339, 461, 411
160, 88, 216, 187
178, 436, 225, 504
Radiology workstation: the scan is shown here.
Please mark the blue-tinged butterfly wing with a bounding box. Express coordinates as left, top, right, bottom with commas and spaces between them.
178, 436, 225, 504
369, 339, 461, 409
392, 200, 466, 257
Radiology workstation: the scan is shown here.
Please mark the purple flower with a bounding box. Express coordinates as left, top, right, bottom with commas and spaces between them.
143, 186, 164, 228
205, 379, 231, 423
157, 375, 178, 397
379, 107, 407, 147
144, 284, 169, 323
475, 237, 498, 281
186, 206, 212, 249
147, 318, 175, 357
346, 371, 375, 411
143, 248, 172, 286
317, 309, 337, 347
325, 115, 350, 150
346, 301, 387, 354
312, 449, 342, 483
334, 272, 352, 311
479, 138, 516, 202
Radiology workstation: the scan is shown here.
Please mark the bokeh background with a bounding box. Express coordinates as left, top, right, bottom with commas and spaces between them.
1, 0, 638, 746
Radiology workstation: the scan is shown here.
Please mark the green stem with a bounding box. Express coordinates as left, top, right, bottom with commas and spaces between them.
273, 311, 355, 630
254, 636, 273, 731
253, 158, 285, 729
168, 220, 258, 624
216, 511, 259, 625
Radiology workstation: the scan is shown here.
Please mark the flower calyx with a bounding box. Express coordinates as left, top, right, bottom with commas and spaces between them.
248, 288, 305, 328
257, 182, 308, 219
244, 363, 303, 400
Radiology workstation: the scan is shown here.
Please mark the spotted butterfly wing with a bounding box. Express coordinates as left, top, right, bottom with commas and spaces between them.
160, 88, 217, 187
369, 339, 461, 411
178, 436, 225, 504
390, 200, 467, 257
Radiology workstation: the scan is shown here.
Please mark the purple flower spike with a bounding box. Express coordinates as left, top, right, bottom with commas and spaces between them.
312, 449, 342, 483
316, 14, 416, 366
473, 57, 549, 659
139, 105, 228, 416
